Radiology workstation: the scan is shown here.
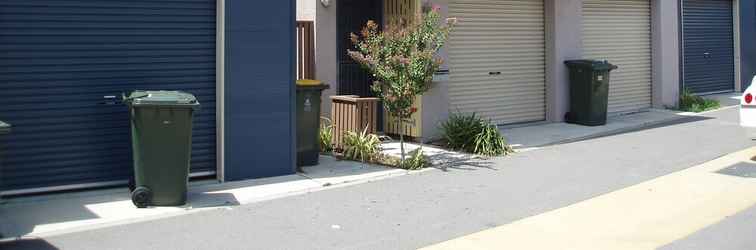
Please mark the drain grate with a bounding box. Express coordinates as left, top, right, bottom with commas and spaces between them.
716, 162, 756, 178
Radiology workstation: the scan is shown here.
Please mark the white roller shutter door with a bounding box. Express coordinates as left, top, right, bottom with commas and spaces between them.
583, 0, 652, 113
448, 0, 546, 125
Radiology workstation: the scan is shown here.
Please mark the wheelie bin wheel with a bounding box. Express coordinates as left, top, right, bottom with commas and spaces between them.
131, 186, 152, 208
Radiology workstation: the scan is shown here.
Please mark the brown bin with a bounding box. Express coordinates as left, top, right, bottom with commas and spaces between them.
330, 95, 379, 150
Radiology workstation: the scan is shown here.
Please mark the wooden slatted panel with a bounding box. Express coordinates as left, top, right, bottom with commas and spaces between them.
384, 0, 420, 26
296, 21, 315, 80
0, 0, 217, 192
448, 0, 546, 125
330, 96, 379, 150
583, 0, 652, 113
384, 95, 422, 137
383, 0, 422, 137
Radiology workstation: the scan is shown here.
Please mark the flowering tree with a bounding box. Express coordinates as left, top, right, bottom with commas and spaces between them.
348, 7, 456, 164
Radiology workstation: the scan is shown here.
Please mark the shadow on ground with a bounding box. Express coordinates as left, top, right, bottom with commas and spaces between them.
0, 155, 404, 241
187, 192, 241, 208
429, 151, 496, 172
0, 238, 59, 250
716, 161, 756, 178
0, 193, 105, 238
435, 159, 496, 172
297, 156, 396, 180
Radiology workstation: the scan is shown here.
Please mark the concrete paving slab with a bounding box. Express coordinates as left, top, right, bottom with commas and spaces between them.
380, 142, 478, 167
502, 109, 692, 150
501, 93, 740, 151
0, 155, 408, 239
704, 92, 741, 108
298, 156, 408, 186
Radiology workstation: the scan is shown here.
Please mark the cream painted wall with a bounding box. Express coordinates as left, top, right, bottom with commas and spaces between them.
422, 0, 451, 141
651, 0, 680, 108
297, 0, 316, 21
312, 0, 681, 132
315, 0, 337, 117
545, 0, 582, 122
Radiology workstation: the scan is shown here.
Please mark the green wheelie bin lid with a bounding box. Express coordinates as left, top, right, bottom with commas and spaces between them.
125, 90, 200, 110
565, 59, 618, 71
0, 120, 10, 135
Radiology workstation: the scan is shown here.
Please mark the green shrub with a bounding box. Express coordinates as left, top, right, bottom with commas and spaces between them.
319, 117, 334, 153
474, 123, 515, 157
679, 89, 720, 113
399, 147, 430, 170
342, 126, 381, 163
347, 8, 456, 165
440, 112, 514, 156
440, 112, 485, 152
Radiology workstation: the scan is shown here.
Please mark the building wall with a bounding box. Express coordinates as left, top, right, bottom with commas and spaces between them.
316, 0, 338, 117
545, 0, 582, 122
223, 0, 296, 181
420, 0, 451, 141
448, 0, 678, 121
313, 0, 682, 140
652, 0, 680, 108
740, 0, 756, 89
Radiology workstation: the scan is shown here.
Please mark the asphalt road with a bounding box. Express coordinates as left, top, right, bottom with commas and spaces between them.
661, 204, 756, 250
4, 107, 755, 250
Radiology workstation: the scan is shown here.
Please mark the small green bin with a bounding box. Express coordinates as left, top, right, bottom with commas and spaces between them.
0, 120, 10, 200
124, 91, 199, 208
564, 60, 618, 126
296, 80, 329, 167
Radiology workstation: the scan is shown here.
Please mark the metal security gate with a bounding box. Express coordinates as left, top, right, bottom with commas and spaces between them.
337, 0, 383, 97
449, 0, 546, 125
336, 0, 384, 130
583, 0, 652, 113
681, 0, 735, 94
0, 0, 217, 194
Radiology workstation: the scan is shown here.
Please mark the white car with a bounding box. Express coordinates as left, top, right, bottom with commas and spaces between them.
740, 76, 756, 127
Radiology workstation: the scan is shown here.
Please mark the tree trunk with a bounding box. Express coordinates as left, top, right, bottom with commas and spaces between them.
398, 118, 405, 165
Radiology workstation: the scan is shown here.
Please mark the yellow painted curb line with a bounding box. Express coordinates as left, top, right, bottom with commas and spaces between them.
422, 147, 756, 250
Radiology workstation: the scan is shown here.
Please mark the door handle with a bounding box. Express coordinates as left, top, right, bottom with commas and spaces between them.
489, 71, 501, 75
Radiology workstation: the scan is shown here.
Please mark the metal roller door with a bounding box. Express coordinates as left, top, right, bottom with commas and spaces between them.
681, 0, 735, 94
449, 0, 546, 125
583, 0, 652, 113
0, 0, 217, 194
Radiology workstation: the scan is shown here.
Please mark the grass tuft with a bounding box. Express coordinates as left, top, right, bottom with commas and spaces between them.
319, 117, 334, 153
678, 89, 720, 113
440, 112, 515, 156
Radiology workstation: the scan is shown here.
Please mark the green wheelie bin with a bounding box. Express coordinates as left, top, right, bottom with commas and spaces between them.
0, 120, 10, 201
124, 91, 199, 208
564, 60, 618, 126
296, 80, 329, 167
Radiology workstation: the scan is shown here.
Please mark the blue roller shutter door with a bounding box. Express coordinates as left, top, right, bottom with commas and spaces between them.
682, 0, 735, 93
0, 0, 217, 193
